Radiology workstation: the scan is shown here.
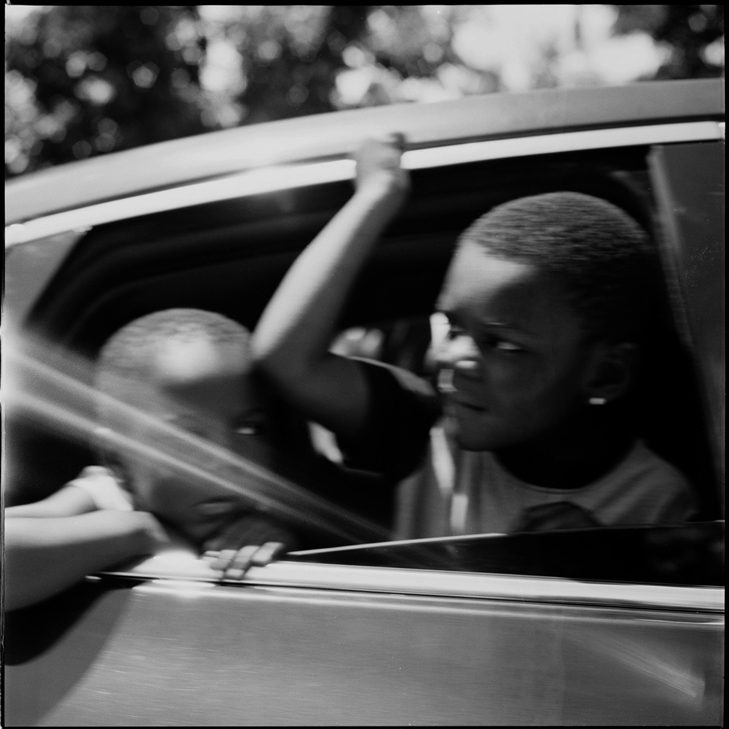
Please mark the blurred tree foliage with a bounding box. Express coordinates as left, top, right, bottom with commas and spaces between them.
5, 5, 483, 177
611, 4, 724, 78
5, 5, 724, 179
5, 6, 210, 175
227, 5, 371, 124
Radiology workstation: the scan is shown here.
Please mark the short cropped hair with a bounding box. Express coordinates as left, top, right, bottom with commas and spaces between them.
459, 192, 656, 342
93, 307, 311, 457
94, 308, 251, 409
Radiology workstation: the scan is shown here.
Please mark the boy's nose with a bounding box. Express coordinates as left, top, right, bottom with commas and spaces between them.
434, 334, 480, 394
435, 332, 480, 369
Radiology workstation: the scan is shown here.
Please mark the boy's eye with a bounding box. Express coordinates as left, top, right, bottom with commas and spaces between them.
480, 335, 525, 354
493, 339, 524, 353
235, 424, 261, 436
232, 416, 266, 437
446, 325, 467, 340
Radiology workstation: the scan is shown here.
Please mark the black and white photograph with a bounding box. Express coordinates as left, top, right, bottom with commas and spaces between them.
2, 4, 724, 726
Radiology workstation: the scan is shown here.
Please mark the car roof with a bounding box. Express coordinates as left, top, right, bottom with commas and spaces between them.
5, 78, 723, 226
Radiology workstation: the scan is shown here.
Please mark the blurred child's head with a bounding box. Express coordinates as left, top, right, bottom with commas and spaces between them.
435, 192, 653, 452
93, 308, 278, 542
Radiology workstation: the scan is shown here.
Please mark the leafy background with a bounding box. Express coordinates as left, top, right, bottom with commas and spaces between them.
5, 4, 724, 178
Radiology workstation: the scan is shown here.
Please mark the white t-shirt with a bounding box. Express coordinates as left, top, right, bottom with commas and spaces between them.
395, 427, 698, 539
68, 465, 134, 511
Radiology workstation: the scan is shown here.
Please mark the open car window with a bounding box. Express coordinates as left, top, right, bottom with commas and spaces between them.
289, 522, 725, 588
5, 123, 723, 598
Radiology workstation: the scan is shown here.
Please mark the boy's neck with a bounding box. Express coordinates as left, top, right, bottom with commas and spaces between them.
493, 412, 636, 490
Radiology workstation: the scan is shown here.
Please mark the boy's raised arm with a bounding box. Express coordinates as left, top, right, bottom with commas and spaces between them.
251, 136, 410, 439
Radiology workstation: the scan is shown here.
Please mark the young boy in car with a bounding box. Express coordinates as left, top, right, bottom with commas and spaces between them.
91, 308, 391, 544
5, 308, 389, 610
251, 136, 698, 536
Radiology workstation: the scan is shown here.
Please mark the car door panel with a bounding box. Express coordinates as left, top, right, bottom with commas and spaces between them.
5, 569, 722, 726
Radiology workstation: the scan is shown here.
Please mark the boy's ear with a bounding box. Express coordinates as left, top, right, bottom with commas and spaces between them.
583, 342, 638, 405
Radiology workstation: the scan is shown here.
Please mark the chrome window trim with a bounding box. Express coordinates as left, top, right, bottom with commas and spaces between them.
101, 550, 724, 614
5, 121, 722, 248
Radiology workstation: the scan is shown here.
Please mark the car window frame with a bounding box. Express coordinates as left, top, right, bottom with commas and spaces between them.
5, 119, 723, 249
4, 119, 724, 604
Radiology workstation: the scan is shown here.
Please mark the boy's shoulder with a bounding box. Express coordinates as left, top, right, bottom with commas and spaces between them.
334, 358, 441, 482
609, 440, 701, 522
625, 441, 692, 493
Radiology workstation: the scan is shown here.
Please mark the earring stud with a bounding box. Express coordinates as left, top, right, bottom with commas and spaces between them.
589, 396, 607, 406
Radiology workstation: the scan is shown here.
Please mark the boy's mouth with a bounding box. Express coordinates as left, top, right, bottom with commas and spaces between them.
443, 394, 487, 415
454, 399, 487, 413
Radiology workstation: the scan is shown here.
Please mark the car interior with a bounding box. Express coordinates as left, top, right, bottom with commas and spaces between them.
6, 145, 723, 586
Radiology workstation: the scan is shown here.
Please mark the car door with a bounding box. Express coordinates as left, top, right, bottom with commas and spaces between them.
4, 524, 723, 726
4, 81, 724, 726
